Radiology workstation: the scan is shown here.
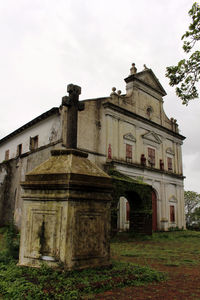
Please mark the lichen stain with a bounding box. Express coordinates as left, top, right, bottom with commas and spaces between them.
38, 219, 46, 256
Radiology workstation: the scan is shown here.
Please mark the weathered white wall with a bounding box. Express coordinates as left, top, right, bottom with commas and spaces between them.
103, 110, 183, 175
0, 114, 61, 163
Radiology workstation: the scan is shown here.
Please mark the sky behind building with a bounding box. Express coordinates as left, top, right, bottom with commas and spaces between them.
0, 0, 199, 192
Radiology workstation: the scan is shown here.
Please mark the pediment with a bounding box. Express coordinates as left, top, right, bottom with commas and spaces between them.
125, 69, 167, 96
169, 195, 178, 203
166, 147, 175, 155
123, 133, 136, 142
142, 131, 162, 144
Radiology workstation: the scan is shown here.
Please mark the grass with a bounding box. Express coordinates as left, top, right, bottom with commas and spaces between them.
0, 226, 166, 300
0, 228, 200, 299
0, 260, 165, 299
111, 230, 200, 267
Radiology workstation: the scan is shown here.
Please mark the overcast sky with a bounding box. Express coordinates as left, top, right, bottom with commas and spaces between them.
0, 0, 199, 192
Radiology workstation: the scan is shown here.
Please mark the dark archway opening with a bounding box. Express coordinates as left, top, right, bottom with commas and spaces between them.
109, 170, 153, 236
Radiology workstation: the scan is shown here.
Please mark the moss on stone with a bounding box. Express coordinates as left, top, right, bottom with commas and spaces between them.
108, 169, 153, 235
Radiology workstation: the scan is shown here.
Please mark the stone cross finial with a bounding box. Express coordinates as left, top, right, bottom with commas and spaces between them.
130, 63, 137, 75
62, 84, 84, 149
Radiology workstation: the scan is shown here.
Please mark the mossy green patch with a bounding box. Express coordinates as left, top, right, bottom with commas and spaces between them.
108, 169, 153, 235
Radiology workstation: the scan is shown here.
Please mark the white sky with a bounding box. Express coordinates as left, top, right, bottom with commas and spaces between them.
0, 0, 199, 192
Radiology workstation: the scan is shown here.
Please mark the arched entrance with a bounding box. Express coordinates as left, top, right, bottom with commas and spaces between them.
109, 169, 153, 235
152, 190, 157, 231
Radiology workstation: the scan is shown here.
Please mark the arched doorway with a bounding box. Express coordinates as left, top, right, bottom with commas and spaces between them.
117, 197, 130, 231
152, 190, 157, 231
117, 190, 152, 234
109, 169, 153, 235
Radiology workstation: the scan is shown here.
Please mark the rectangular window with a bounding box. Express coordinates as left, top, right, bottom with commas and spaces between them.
148, 147, 155, 166
17, 144, 22, 156
126, 144, 132, 159
5, 150, 9, 160
170, 205, 175, 222
30, 136, 38, 151
167, 157, 173, 171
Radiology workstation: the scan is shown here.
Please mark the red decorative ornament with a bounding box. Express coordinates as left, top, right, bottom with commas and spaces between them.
108, 144, 112, 159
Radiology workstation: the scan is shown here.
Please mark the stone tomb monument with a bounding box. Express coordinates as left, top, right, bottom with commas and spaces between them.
19, 84, 113, 269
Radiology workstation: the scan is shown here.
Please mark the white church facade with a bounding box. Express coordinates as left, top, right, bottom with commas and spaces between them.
0, 64, 186, 231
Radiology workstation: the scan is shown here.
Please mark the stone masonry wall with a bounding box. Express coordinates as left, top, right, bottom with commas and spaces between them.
0, 160, 17, 226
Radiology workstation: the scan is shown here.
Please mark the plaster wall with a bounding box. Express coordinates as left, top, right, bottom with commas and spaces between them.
0, 142, 62, 227
104, 108, 183, 175
114, 163, 185, 230
0, 114, 61, 163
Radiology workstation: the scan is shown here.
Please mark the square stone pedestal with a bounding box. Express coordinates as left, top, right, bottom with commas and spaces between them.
19, 149, 113, 270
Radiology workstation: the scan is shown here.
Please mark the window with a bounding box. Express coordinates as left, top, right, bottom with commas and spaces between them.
126, 144, 132, 159
17, 144, 22, 156
167, 157, 173, 171
148, 147, 155, 167
170, 205, 175, 222
5, 150, 9, 160
30, 136, 38, 151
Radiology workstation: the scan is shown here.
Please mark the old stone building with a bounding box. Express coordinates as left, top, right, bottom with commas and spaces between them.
0, 64, 186, 231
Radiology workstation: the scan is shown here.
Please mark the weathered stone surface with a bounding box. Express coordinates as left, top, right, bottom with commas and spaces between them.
62, 84, 84, 149
19, 150, 112, 269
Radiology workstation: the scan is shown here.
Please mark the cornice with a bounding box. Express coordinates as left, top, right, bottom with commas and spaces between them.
103, 102, 185, 141
105, 159, 185, 180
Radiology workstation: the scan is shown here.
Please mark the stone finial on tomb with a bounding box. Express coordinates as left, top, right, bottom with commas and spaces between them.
130, 63, 137, 75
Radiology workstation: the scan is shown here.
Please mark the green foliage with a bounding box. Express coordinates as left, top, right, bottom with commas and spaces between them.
108, 169, 153, 236
184, 190, 200, 227
188, 206, 200, 230
1, 229, 200, 299
0, 259, 165, 299
0, 221, 20, 263
0, 225, 166, 299
108, 169, 152, 211
168, 226, 184, 232
166, 2, 200, 105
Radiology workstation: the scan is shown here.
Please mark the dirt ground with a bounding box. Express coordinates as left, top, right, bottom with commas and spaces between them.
95, 264, 200, 300
95, 265, 200, 300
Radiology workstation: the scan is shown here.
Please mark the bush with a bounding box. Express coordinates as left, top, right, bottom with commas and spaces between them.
3, 221, 20, 260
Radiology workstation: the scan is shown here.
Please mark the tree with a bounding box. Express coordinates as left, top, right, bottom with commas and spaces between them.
184, 190, 200, 227
190, 206, 200, 228
166, 2, 200, 105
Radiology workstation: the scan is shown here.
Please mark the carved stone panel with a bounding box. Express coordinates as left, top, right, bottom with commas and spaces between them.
74, 211, 106, 260
24, 206, 62, 260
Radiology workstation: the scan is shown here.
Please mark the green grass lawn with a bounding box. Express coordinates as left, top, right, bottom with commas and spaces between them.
111, 230, 200, 267
0, 229, 200, 299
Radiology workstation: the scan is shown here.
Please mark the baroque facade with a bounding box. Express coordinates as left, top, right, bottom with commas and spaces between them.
0, 64, 186, 231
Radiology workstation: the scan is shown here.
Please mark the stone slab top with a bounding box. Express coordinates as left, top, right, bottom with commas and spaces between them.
26, 150, 110, 179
